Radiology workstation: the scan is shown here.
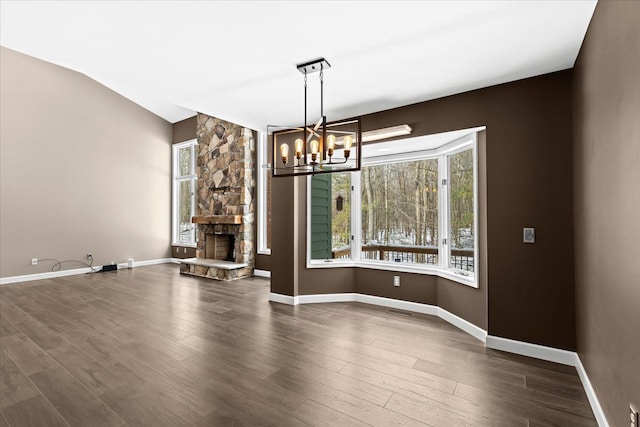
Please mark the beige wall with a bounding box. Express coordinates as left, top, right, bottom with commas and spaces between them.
573, 1, 640, 424
0, 47, 173, 278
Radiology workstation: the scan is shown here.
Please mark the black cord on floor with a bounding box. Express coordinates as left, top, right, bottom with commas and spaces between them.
36, 258, 100, 273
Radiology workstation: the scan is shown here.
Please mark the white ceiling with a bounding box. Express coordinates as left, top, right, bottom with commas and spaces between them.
0, 1, 596, 131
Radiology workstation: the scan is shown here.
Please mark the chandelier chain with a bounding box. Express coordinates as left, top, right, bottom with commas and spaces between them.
320, 65, 324, 117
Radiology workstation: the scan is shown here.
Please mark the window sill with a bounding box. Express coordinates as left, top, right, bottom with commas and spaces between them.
307, 259, 477, 288
257, 249, 272, 256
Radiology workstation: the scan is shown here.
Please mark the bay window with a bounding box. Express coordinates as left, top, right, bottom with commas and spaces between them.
307, 128, 481, 287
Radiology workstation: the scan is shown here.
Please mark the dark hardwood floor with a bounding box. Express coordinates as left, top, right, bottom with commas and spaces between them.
0, 264, 596, 426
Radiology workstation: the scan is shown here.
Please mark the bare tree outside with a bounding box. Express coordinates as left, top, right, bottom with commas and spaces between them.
448, 148, 474, 271
361, 159, 439, 264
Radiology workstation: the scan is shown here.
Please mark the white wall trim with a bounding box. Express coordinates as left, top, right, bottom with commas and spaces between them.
0, 267, 96, 285
575, 356, 609, 427
485, 335, 577, 366
438, 307, 487, 342
299, 293, 357, 304
254, 269, 271, 278
0, 258, 175, 285
268, 292, 297, 305
133, 258, 175, 267
355, 294, 439, 316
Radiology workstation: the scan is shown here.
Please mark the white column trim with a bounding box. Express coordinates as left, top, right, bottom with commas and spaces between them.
268, 292, 297, 305
254, 269, 271, 278
438, 307, 487, 342
575, 356, 609, 427
485, 335, 577, 366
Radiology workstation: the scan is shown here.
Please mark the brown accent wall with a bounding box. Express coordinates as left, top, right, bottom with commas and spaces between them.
171, 116, 197, 254
271, 70, 575, 350
270, 177, 299, 295
172, 116, 197, 144
255, 253, 271, 271
573, 1, 640, 424
171, 246, 197, 259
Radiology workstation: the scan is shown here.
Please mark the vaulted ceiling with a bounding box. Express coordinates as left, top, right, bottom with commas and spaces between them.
0, 1, 596, 130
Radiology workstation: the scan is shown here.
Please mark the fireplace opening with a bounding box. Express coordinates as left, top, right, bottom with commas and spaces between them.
205, 233, 235, 262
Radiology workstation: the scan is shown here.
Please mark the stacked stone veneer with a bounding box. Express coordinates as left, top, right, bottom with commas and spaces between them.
181, 113, 256, 281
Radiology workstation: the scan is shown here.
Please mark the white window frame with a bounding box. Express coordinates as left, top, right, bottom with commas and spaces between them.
257, 132, 271, 255
172, 139, 197, 247
306, 129, 481, 288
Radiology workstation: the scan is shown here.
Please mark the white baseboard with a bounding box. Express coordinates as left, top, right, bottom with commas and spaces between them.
254, 269, 271, 278
355, 294, 439, 316
0, 267, 97, 285
438, 307, 487, 342
575, 356, 609, 427
268, 292, 297, 305
134, 258, 175, 267
268, 292, 479, 339
299, 293, 357, 304
0, 258, 175, 285
485, 335, 577, 366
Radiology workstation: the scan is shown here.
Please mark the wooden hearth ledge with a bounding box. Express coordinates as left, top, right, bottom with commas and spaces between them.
192, 215, 242, 225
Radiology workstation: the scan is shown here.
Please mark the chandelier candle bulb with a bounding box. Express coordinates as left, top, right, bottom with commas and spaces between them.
280, 143, 289, 164
327, 134, 336, 158
310, 139, 319, 162
295, 138, 303, 159
344, 135, 353, 158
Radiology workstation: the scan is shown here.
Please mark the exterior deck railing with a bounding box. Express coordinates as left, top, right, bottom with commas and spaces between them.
331, 244, 474, 271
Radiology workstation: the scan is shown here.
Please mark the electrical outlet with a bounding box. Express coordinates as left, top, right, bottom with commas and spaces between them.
31, 258, 38, 265
393, 276, 400, 287
631, 404, 638, 427
523, 227, 535, 243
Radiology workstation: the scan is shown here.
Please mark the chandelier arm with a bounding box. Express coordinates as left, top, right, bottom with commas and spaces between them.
306, 117, 323, 142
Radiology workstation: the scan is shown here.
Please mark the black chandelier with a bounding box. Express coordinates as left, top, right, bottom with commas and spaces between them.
271, 58, 361, 178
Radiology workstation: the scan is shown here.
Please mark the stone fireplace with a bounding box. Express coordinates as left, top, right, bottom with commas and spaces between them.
179, 113, 256, 281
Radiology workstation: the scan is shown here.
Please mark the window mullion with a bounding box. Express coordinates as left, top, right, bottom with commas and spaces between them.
439, 153, 449, 269
351, 171, 361, 261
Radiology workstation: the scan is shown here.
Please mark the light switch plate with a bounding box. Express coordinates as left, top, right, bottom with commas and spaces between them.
523, 228, 535, 243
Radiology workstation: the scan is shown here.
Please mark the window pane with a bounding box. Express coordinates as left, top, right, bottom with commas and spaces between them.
178, 146, 192, 177
310, 172, 351, 260
178, 180, 194, 244
448, 149, 474, 271
361, 159, 439, 265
